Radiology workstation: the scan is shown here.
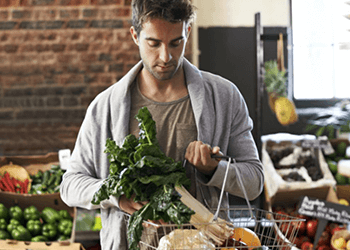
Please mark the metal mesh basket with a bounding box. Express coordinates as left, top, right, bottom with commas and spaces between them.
124, 205, 305, 250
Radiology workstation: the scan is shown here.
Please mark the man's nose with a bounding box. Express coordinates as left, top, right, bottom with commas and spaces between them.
159, 45, 172, 63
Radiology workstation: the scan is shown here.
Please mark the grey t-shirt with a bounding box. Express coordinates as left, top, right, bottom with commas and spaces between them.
129, 80, 198, 196
129, 81, 198, 162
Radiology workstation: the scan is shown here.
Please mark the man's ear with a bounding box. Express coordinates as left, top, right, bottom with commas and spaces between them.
186, 24, 192, 39
130, 26, 139, 46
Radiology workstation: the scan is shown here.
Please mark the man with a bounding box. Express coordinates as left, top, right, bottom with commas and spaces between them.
60, 0, 264, 249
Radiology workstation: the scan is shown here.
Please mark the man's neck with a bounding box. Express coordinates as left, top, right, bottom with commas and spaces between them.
138, 68, 188, 103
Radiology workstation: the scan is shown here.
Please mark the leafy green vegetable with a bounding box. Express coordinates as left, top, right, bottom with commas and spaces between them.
264, 60, 287, 96
91, 107, 194, 250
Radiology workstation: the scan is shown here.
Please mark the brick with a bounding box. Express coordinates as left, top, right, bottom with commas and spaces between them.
57, 54, 79, 64
63, 96, 78, 107
84, 74, 96, 84
1, 97, 32, 108
0, 55, 9, 64
59, 9, 80, 19
12, 10, 32, 19
64, 64, 86, 74
64, 86, 86, 96
12, 65, 42, 76
33, 9, 57, 20
90, 20, 123, 29
12, 54, 38, 64
58, 0, 89, 5
0, 11, 9, 21
35, 44, 50, 52
4, 87, 33, 97
0, 111, 13, 120
88, 64, 105, 73
0, 33, 8, 41
4, 44, 19, 53
91, 0, 121, 5
59, 74, 84, 84
19, 21, 64, 30
80, 53, 97, 62
32, 0, 56, 6
109, 63, 123, 72
75, 43, 89, 51
83, 8, 98, 18
34, 86, 64, 95
0, 0, 11, 7
0, 21, 17, 30
67, 20, 87, 29
47, 96, 61, 107
124, 0, 131, 6
50, 43, 66, 52
28, 75, 45, 85
111, 7, 131, 17
98, 53, 112, 61
18, 44, 36, 53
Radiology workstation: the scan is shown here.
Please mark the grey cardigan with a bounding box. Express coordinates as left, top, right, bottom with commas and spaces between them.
60, 59, 264, 250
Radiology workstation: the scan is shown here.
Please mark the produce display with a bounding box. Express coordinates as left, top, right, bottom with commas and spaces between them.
266, 141, 324, 182
272, 204, 348, 250
29, 164, 65, 194
0, 162, 65, 195
324, 141, 350, 185
0, 163, 30, 193
0, 203, 73, 242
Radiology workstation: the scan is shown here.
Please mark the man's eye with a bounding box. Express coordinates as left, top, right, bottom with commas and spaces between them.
148, 41, 160, 47
171, 40, 182, 47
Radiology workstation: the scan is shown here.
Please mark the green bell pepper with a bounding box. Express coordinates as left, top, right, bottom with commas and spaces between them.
41, 207, 60, 224
7, 219, 21, 233
58, 210, 72, 221
11, 225, 32, 241
42, 223, 57, 240
9, 206, 23, 222
58, 219, 73, 236
31, 235, 48, 242
23, 205, 40, 221
0, 229, 10, 240
0, 204, 9, 221
57, 234, 69, 241
0, 218, 7, 231
26, 219, 42, 236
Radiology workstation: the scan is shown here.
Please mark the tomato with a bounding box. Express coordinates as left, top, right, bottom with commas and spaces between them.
301, 241, 314, 250
306, 219, 318, 239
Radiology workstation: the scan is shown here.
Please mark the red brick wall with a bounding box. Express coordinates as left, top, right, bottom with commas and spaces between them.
0, 0, 193, 156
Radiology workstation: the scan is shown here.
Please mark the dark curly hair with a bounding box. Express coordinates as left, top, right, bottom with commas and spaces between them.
131, 0, 196, 35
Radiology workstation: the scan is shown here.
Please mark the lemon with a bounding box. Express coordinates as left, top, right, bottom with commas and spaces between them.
333, 237, 346, 249
339, 199, 349, 206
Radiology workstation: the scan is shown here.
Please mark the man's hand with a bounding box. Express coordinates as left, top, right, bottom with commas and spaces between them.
185, 141, 221, 175
119, 194, 147, 215
119, 194, 166, 227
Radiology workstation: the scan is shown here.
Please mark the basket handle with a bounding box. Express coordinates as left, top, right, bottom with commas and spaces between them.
211, 155, 254, 220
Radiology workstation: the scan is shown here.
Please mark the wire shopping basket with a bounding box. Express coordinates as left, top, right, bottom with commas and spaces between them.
123, 156, 306, 249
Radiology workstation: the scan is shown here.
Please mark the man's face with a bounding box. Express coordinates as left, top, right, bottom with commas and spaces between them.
131, 18, 190, 81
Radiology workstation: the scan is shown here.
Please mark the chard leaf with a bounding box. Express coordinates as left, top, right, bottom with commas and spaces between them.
91, 107, 194, 250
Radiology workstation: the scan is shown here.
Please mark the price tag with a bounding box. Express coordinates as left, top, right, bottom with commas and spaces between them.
59, 149, 71, 170
298, 196, 350, 223
297, 196, 350, 247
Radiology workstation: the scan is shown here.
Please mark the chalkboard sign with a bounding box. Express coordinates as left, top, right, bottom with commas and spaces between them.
298, 196, 350, 224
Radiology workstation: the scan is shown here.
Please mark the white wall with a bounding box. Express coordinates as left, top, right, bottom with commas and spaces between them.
193, 0, 290, 27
